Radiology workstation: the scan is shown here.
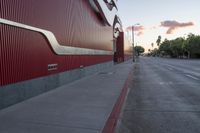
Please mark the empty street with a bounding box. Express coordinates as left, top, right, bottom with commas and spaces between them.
117, 57, 200, 133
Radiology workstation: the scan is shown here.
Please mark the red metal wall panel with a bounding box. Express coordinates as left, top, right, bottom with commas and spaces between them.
114, 32, 124, 63
0, 0, 113, 50
0, 0, 114, 86
0, 24, 2, 85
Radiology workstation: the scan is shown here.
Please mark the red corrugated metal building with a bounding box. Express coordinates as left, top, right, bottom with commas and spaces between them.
0, 0, 130, 109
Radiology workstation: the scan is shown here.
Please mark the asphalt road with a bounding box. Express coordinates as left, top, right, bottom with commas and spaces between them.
117, 57, 200, 133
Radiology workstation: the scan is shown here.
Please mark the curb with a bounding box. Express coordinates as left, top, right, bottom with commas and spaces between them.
102, 70, 132, 133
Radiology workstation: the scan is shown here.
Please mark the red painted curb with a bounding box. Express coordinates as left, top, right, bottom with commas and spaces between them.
102, 70, 132, 133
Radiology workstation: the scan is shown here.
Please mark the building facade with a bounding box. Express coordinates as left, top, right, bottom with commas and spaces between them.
0, 0, 130, 109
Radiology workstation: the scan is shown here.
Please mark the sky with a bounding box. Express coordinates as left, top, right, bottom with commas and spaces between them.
117, 0, 200, 52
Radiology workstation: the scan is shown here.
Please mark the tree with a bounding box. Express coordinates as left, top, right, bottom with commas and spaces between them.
156, 35, 162, 47
170, 37, 185, 58
158, 34, 200, 58
184, 33, 200, 58
151, 48, 158, 56
134, 46, 145, 56
151, 43, 154, 49
159, 39, 172, 57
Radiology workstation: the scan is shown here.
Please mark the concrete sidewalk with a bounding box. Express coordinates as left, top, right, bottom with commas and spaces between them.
0, 61, 133, 133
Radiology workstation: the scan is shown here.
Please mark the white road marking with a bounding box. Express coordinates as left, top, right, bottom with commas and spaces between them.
167, 67, 173, 71
159, 82, 173, 85
185, 74, 199, 80
165, 64, 175, 68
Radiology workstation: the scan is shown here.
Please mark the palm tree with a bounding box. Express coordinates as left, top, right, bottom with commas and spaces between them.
156, 35, 162, 47
151, 43, 154, 49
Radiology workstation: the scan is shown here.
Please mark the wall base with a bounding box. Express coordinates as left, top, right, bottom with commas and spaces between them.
0, 61, 113, 110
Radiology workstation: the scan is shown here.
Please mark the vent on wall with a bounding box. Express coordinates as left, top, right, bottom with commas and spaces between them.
48, 64, 58, 71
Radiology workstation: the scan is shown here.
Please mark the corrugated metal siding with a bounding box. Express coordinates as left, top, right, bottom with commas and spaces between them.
0, 0, 113, 50
0, 24, 2, 85
0, 25, 112, 85
0, 0, 113, 86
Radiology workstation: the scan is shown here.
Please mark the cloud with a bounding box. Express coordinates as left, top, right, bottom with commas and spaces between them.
150, 26, 157, 30
137, 31, 143, 36
160, 20, 194, 34
126, 25, 145, 36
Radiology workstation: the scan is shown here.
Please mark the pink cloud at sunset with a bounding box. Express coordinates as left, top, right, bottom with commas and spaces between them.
126, 25, 145, 36
160, 20, 194, 34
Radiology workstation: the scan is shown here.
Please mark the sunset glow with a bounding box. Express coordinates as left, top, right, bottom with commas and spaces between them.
118, 0, 200, 52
